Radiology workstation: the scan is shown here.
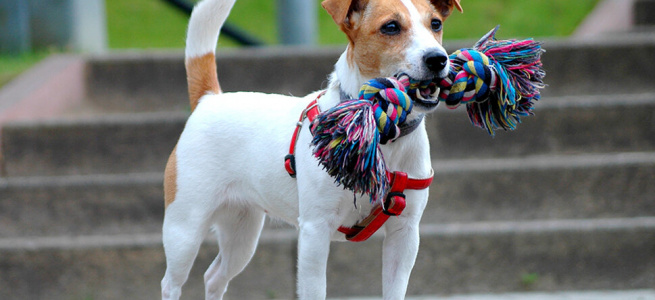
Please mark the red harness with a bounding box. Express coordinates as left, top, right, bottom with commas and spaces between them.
284, 95, 434, 242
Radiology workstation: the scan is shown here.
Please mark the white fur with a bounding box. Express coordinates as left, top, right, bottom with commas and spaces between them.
401, 0, 451, 80
162, 0, 448, 299
185, 0, 235, 58
330, 46, 365, 100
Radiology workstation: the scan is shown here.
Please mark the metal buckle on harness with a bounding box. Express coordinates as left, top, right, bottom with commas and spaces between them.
284, 154, 296, 178
337, 170, 433, 242
285, 98, 322, 178
381, 171, 408, 216
383, 192, 406, 216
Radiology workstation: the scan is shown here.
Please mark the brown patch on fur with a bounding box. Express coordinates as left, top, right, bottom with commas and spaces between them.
322, 0, 462, 78
164, 145, 178, 208
412, 0, 444, 43
186, 53, 220, 111
322, 0, 357, 26
342, 0, 413, 78
429, 0, 463, 18
454, 0, 463, 13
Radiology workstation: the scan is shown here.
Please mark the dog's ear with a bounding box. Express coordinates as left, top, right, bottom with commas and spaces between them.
431, 0, 463, 19
322, 0, 367, 27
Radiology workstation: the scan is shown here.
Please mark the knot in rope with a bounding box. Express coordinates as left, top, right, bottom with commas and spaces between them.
437, 49, 497, 108
310, 76, 417, 204
358, 77, 414, 144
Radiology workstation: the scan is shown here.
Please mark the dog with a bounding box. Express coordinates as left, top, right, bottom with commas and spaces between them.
161, 0, 462, 299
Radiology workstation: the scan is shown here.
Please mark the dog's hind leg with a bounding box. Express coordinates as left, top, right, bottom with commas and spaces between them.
161, 203, 212, 300
203, 205, 265, 300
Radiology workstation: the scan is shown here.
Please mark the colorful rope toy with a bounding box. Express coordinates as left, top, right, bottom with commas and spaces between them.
437, 26, 545, 135
311, 77, 417, 203
310, 26, 545, 204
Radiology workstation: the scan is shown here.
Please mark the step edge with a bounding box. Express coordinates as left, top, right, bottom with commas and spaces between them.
329, 289, 655, 300
2, 110, 189, 128
433, 152, 655, 173
0, 172, 163, 188
3, 217, 654, 252
419, 217, 655, 236
4, 151, 655, 184
3, 92, 655, 128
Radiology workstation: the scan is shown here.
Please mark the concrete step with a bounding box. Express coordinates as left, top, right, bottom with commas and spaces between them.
428, 93, 655, 160
0, 231, 296, 300
3, 93, 654, 177
1, 111, 187, 177
332, 289, 655, 300
81, 36, 655, 113
1, 217, 654, 299
2, 152, 653, 237
427, 152, 655, 223
635, 0, 655, 26
0, 173, 164, 237
0, 172, 292, 238
85, 48, 340, 112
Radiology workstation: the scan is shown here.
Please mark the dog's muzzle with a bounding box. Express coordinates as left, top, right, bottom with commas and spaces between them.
423, 49, 449, 75
395, 73, 441, 109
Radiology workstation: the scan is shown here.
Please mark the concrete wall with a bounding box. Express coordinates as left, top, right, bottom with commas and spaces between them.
0, 0, 106, 54
635, 0, 655, 26
0, 0, 31, 54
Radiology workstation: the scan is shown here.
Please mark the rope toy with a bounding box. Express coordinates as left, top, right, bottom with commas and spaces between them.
310, 76, 419, 203
310, 26, 545, 204
438, 26, 545, 135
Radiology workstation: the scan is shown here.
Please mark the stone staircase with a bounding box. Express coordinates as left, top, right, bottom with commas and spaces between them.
1, 34, 655, 300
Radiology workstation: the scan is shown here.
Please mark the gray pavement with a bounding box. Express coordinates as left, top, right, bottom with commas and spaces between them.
332, 290, 655, 300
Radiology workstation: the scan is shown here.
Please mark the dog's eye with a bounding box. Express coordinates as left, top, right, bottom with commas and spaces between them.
431, 19, 443, 32
380, 21, 401, 35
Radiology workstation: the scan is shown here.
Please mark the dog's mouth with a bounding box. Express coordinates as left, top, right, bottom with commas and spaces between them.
396, 73, 441, 109
415, 83, 440, 106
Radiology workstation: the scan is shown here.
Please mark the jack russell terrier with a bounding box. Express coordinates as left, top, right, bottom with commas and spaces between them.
161, 0, 462, 299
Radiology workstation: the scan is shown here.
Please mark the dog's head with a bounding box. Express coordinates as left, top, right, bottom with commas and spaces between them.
324, 0, 462, 111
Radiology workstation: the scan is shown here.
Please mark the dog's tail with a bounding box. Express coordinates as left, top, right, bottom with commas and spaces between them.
185, 0, 235, 111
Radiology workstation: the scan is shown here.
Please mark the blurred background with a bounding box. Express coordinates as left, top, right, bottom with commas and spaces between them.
1, 0, 654, 299
1, 0, 601, 86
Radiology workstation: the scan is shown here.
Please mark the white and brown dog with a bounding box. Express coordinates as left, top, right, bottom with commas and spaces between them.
161, 0, 462, 299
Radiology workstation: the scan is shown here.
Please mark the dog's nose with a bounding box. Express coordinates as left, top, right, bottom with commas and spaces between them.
423, 50, 449, 74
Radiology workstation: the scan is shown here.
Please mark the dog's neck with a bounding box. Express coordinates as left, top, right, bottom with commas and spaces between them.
324, 47, 363, 106
322, 47, 426, 140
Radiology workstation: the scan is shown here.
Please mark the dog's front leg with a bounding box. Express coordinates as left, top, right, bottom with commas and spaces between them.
295, 181, 343, 299
382, 220, 420, 299
296, 218, 333, 299
381, 191, 427, 299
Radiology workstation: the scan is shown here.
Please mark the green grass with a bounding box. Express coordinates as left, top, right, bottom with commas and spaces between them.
1, 0, 598, 88
105, 0, 190, 49
443, 0, 600, 40
0, 51, 53, 87
106, 0, 599, 48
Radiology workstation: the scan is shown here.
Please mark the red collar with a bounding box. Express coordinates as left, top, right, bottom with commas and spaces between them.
284, 92, 434, 242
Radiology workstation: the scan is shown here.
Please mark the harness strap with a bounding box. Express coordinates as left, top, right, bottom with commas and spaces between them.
337, 169, 433, 242
285, 93, 434, 242
284, 95, 322, 177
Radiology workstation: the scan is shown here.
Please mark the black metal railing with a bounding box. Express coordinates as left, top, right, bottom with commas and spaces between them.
161, 0, 264, 46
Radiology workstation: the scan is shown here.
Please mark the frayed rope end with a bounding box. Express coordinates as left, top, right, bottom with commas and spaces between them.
310, 100, 388, 203
439, 26, 546, 136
